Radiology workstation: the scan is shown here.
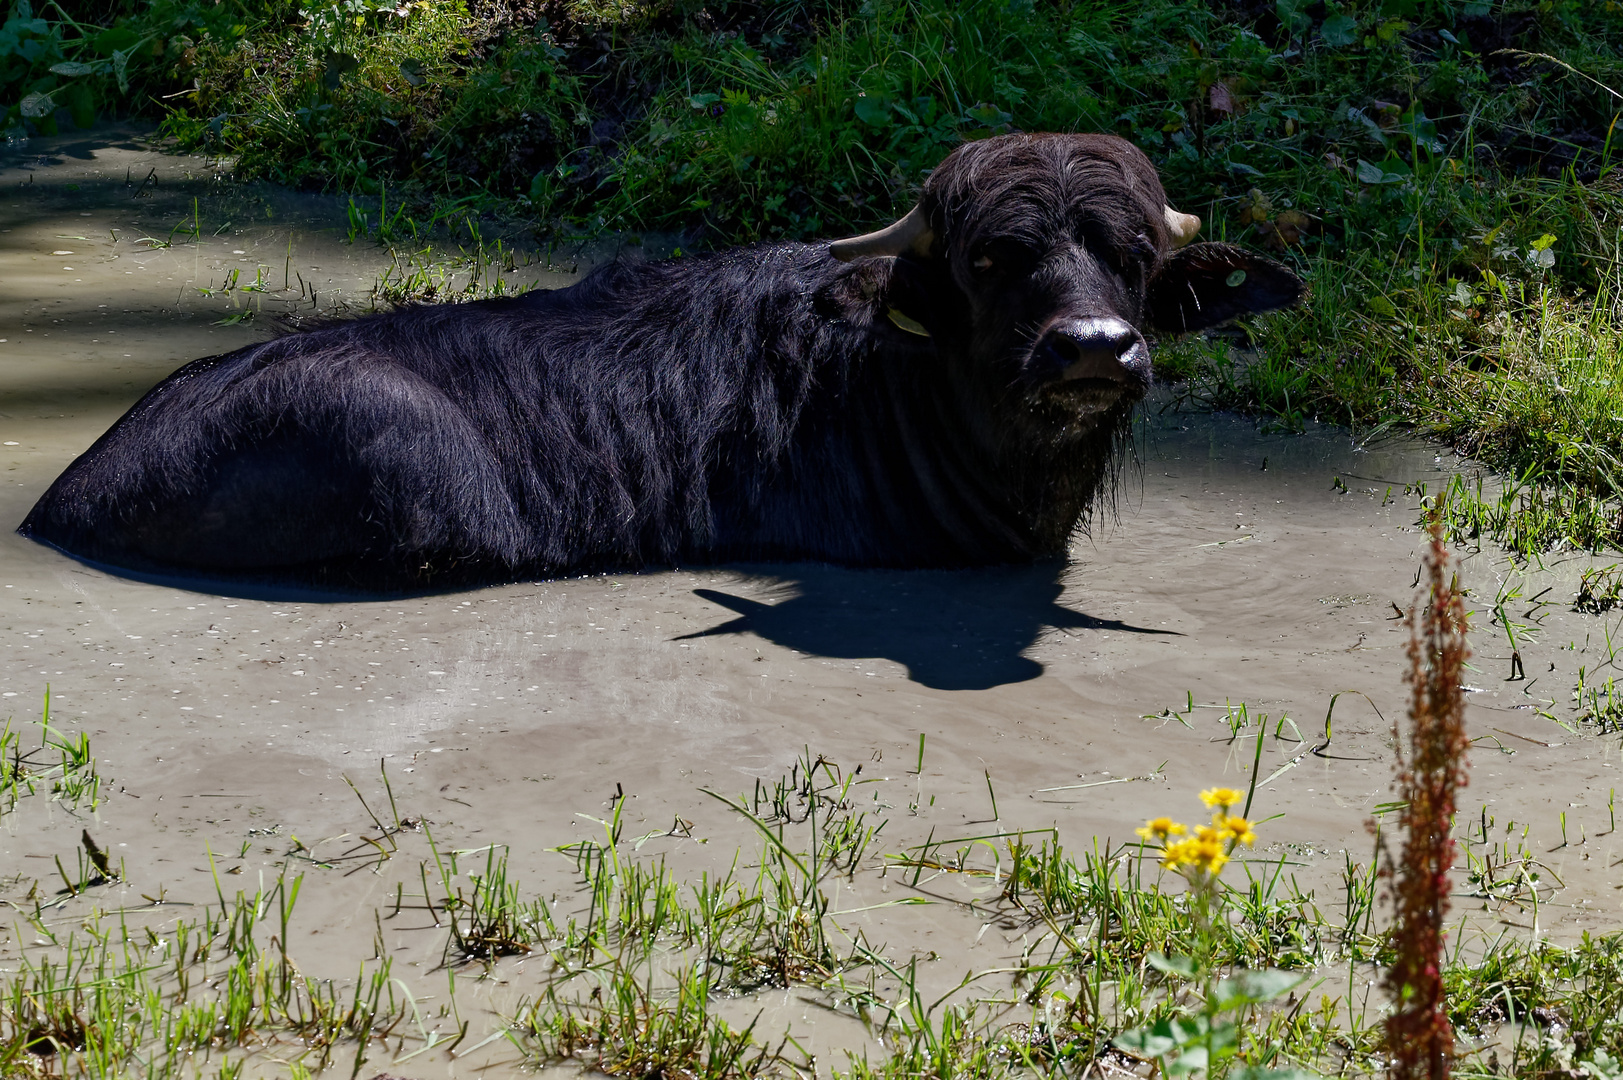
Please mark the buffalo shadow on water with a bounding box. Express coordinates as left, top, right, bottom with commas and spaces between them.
682, 560, 1179, 691
32, 544, 1175, 691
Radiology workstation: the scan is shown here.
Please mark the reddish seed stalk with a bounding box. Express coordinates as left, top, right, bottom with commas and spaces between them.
1382, 519, 1470, 1080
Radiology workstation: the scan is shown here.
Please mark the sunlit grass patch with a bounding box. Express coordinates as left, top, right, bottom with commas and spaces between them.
0, 688, 103, 816
0, 867, 407, 1077
522, 963, 799, 1080
1158, 164, 1623, 555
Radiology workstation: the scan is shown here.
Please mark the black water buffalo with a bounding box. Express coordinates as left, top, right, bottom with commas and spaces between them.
20, 133, 1301, 591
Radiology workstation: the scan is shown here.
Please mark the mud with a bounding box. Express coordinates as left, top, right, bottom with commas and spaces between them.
4, 127, 1623, 1077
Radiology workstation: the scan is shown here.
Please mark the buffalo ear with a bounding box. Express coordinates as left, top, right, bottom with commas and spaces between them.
874, 252, 945, 334
820, 252, 939, 335
1145, 243, 1303, 334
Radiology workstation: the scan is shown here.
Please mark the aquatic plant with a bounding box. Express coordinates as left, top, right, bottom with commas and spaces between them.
1380, 517, 1472, 1080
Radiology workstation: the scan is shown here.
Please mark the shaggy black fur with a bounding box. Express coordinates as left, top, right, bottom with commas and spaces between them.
20, 134, 1302, 591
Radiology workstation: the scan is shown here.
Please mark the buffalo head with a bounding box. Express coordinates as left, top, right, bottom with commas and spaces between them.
830, 133, 1302, 435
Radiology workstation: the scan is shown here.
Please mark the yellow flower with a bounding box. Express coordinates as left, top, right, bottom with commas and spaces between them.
1136, 817, 1187, 841
1161, 830, 1229, 876
1217, 813, 1257, 846
1159, 837, 1196, 869
1199, 787, 1245, 811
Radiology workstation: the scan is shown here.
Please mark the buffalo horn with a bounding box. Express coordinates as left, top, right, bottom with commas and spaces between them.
1164, 206, 1202, 247
829, 206, 934, 262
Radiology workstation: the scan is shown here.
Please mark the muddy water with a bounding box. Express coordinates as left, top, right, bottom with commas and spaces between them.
4, 127, 1623, 1076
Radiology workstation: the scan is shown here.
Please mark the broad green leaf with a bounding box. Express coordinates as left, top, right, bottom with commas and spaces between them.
1231, 1067, 1326, 1080
1114, 1025, 1176, 1058
1147, 952, 1199, 978
1168, 1045, 1210, 1076
963, 102, 1012, 126
853, 95, 892, 127
1274, 0, 1311, 33
63, 78, 94, 127
1321, 14, 1358, 47
1581, 1049, 1622, 1080
1355, 159, 1388, 184
48, 61, 96, 76
20, 90, 52, 118
1398, 107, 1443, 153
1169, 1016, 1209, 1043
321, 49, 358, 90
1206, 1019, 1239, 1053
93, 26, 139, 55
1346, 107, 1389, 146
687, 92, 719, 109
1376, 17, 1409, 42
1212, 968, 1308, 1010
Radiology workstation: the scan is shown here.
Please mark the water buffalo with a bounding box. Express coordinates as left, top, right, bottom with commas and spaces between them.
20, 133, 1301, 591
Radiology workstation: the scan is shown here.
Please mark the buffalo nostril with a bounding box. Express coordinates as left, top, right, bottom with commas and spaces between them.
1043, 334, 1085, 367
1038, 318, 1147, 383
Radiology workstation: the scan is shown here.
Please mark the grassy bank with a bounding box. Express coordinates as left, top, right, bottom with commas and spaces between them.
5, 0, 1623, 551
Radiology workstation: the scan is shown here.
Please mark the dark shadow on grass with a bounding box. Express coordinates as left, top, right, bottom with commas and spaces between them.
680, 560, 1179, 691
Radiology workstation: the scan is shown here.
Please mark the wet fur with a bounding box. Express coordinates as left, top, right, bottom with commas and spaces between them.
20, 134, 1301, 591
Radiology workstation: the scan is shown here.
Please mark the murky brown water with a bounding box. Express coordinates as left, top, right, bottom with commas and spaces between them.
4, 127, 1623, 1076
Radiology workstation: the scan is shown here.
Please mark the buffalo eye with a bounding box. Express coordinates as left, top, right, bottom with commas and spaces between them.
971, 238, 1038, 275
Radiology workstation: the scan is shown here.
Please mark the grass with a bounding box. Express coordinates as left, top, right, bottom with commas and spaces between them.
0, 688, 103, 816
1162, 217, 1623, 556
0, 864, 408, 1077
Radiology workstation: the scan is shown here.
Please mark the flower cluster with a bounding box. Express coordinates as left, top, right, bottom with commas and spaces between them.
1384, 519, 1471, 1080
1136, 787, 1258, 879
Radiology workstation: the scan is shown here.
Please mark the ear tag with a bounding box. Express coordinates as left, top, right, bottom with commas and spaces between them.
1225, 270, 1248, 287
886, 307, 930, 337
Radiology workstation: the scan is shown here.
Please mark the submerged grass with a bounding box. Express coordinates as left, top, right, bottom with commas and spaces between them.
0, 866, 406, 1078
0, 688, 103, 816
9, 719, 1623, 1076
